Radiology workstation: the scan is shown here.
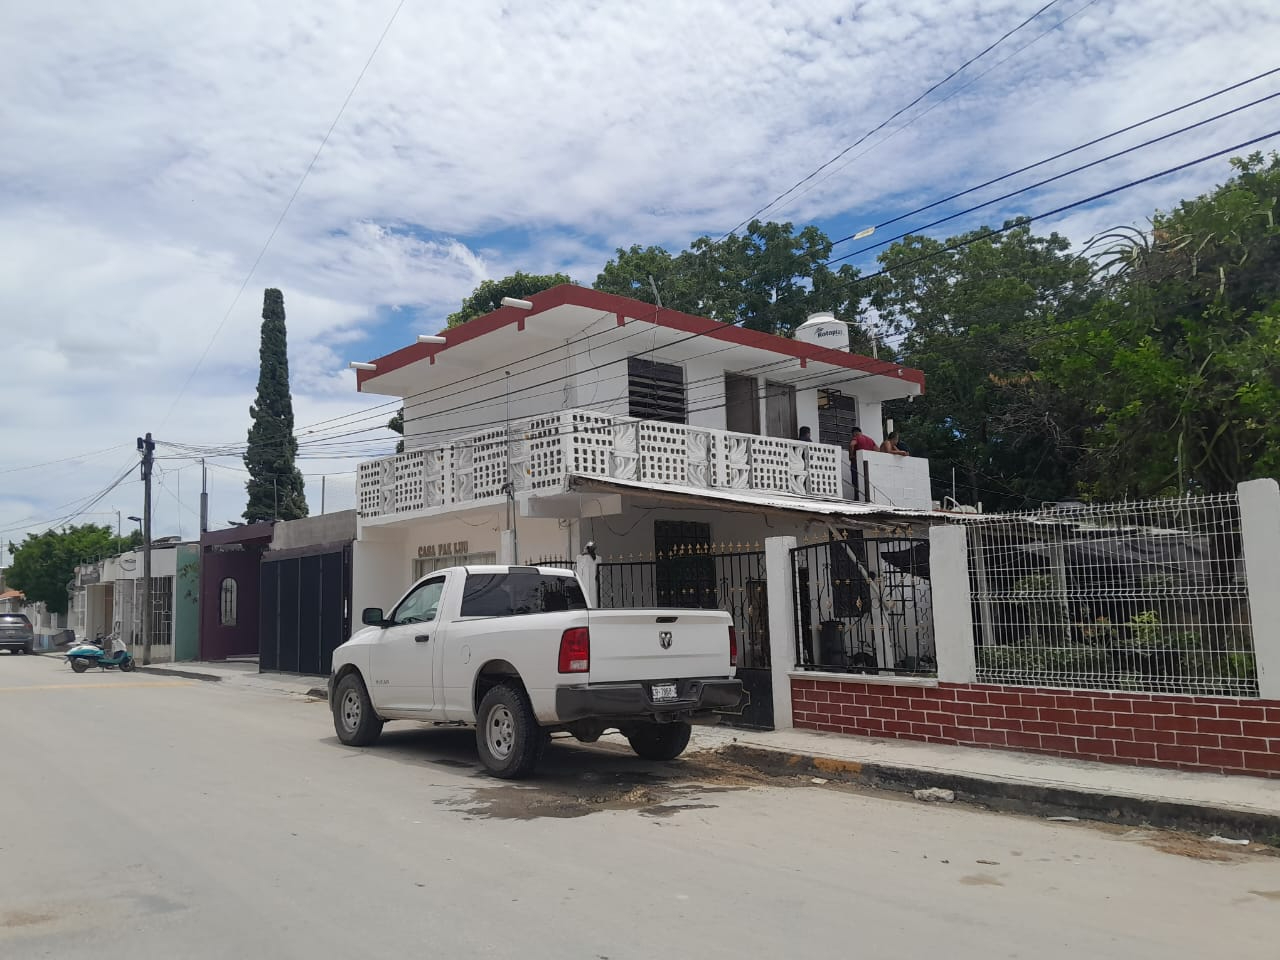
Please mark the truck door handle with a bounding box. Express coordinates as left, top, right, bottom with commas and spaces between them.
415, 635, 431, 644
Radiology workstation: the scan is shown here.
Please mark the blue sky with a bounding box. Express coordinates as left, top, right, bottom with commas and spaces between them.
2, 0, 1279, 545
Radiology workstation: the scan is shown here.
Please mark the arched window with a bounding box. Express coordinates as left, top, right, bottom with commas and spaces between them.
220, 578, 238, 626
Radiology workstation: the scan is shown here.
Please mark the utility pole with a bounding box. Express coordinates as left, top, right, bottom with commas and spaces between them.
320, 475, 326, 515
199, 458, 209, 535
137, 433, 155, 665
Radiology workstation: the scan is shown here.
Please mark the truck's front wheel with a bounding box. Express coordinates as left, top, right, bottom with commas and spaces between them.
626, 721, 692, 762
476, 683, 542, 779
333, 673, 384, 747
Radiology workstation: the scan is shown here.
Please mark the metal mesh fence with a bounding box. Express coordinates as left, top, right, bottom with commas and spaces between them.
965, 494, 1256, 697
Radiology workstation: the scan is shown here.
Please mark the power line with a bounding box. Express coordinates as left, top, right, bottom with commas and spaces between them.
719, 0, 1069, 238
161, 0, 409, 429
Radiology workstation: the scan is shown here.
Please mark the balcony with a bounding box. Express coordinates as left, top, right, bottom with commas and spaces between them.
357, 409, 929, 520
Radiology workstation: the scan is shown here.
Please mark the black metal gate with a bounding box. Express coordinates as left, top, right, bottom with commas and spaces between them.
597, 547, 774, 729
790, 534, 935, 676
259, 545, 352, 676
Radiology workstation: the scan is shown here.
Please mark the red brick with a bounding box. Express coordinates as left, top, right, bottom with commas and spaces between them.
954, 689, 990, 704
854, 694, 882, 707
1005, 732, 1042, 750
1022, 720, 1060, 735
949, 700, 976, 716
955, 715, 990, 728
907, 698, 936, 712
987, 691, 1023, 706
792, 679, 815, 691
932, 687, 959, 701
1158, 714, 1199, 733
939, 725, 965, 741
1077, 711, 1115, 726
910, 722, 945, 739
827, 691, 857, 705
1039, 708, 1076, 724
1173, 701, 1218, 718
1198, 718, 1244, 736
1057, 723, 1096, 738
1020, 693, 1059, 709
896, 711, 929, 727
860, 718, 886, 733
838, 703, 869, 718
1143, 699, 1176, 715
921, 711, 954, 726
972, 703, 1005, 718
867, 706, 897, 721
988, 717, 1029, 733
1041, 734, 1078, 753
1077, 738, 1118, 757
882, 719, 915, 735
1241, 751, 1280, 773
1055, 695, 1096, 710
806, 690, 829, 703
1174, 731, 1221, 748
1242, 721, 1280, 740
1266, 707, 1280, 723
1154, 743, 1199, 764
970, 728, 1009, 746
1218, 705, 1265, 721
1219, 736, 1270, 753
1198, 748, 1247, 769
1004, 706, 1039, 721
1113, 712, 1157, 730
1143, 728, 1178, 745
1115, 740, 1157, 760
878, 696, 912, 711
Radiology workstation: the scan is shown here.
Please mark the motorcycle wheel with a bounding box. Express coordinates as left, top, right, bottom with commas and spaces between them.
119, 658, 136, 672
71, 658, 90, 674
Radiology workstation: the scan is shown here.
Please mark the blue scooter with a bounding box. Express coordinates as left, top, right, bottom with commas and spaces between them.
66, 634, 136, 674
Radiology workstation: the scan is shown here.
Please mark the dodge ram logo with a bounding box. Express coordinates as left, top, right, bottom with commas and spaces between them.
658, 630, 673, 649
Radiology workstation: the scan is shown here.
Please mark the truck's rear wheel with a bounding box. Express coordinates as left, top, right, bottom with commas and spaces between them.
476, 682, 542, 779
626, 721, 692, 761
333, 673, 384, 747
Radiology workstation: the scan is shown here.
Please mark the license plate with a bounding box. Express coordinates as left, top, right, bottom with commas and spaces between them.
651, 683, 678, 702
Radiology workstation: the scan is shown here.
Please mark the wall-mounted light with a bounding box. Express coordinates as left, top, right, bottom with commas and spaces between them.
501, 297, 534, 310
417, 335, 447, 345
349, 361, 377, 372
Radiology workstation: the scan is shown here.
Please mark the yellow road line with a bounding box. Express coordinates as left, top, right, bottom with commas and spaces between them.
0, 681, 195, 692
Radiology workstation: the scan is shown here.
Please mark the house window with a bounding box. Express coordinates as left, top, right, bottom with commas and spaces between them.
818, 389, 858, 446
220, 578, 238, 626
628, 357, 686, 423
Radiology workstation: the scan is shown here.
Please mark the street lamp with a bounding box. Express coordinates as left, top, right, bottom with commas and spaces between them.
127, 516, 142, 538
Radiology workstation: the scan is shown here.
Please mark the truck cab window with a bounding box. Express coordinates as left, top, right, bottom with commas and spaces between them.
461, 573, 587, 617
392, 578, 445, 625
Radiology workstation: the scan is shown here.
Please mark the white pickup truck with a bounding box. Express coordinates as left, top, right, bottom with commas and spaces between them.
328, 565, 743, 778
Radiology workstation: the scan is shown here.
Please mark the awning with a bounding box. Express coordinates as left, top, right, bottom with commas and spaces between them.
565, 474, 939, 531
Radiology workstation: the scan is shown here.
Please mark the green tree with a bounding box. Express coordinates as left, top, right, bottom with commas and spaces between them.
594, 220, 872, 345
445, 271, 572, 328
244, 288, 308, 522
5, 525, 141, 615
871, 221, 1097, 509
1041, 153, 1280, 496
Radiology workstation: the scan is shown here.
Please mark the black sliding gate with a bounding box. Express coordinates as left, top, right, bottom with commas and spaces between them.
259, 545, 352, 676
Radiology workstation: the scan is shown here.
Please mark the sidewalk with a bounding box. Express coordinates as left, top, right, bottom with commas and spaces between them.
690, 724, 1280, 842
139, 661, 326, 699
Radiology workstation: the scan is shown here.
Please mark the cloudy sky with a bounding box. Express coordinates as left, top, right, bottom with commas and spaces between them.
2, 0, 1278, 549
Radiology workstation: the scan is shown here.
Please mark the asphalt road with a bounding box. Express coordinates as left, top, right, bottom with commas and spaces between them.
2, 652, 1278, 960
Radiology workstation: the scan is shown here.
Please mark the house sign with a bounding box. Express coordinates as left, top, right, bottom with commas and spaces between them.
417, 541, 469, 560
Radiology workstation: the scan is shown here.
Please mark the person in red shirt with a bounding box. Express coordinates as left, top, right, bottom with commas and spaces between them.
849, 426, 878, 500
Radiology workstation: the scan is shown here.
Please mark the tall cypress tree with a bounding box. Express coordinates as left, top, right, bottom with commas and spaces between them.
244, 288, 308, 522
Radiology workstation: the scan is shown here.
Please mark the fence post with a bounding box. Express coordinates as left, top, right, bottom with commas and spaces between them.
764, 536, 797, 729
929, 524, 976, 684
1239, 478, 1280, 700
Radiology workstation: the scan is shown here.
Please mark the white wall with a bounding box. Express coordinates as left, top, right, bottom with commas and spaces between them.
581, 500, 816, 560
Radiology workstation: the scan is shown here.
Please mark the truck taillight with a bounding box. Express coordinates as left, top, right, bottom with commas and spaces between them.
729, 626, 738, 666
558, 627, 590, 674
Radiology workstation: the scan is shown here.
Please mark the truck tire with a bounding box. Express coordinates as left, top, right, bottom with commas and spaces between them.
476, 682, 543, 779
626, 721, 692, 762
333, 673, 384, 747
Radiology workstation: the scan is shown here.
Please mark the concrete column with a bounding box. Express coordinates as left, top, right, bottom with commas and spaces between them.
498, 529, 516, 565
765, 535, 798, 729
1239, 478, 1280, 700
929, 524, 977, 683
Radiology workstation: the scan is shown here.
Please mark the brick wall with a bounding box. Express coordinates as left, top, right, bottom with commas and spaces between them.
791, 677, 1280, 778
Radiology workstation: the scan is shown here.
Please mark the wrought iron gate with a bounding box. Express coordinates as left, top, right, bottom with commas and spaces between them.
259, 546, 352, 676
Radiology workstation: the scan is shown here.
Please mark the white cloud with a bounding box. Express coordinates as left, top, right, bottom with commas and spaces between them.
2, 0, 1279, 544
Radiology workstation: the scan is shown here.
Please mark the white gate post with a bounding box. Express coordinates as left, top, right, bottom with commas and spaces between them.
765, 536, 798, 729
929, 524, 976, 684
1239, 478, 1280, 700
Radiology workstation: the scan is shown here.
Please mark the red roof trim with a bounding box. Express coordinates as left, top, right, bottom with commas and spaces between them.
356, 284, 925, 391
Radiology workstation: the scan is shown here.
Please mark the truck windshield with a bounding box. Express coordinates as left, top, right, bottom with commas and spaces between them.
461, 572, 588, 618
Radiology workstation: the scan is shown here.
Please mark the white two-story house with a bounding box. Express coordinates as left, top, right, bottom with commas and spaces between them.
350, 284, 935, 727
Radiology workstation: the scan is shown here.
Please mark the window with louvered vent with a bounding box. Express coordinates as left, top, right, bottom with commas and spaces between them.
628, 357, 686, 423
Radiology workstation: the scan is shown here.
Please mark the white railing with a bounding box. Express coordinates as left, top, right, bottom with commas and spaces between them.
358, 409, 848, 519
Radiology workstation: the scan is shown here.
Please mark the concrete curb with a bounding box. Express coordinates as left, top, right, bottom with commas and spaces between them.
720, 744, 1280, 843
138, 666, 222, 682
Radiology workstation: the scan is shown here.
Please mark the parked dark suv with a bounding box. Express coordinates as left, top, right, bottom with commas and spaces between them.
0, 613, 35, 655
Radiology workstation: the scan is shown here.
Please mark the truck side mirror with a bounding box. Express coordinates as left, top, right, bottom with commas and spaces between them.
361, 607, 387, 627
